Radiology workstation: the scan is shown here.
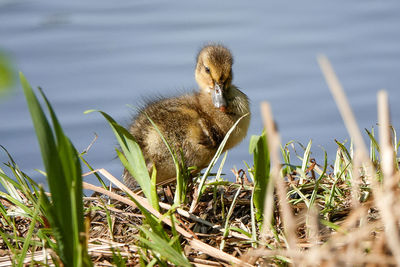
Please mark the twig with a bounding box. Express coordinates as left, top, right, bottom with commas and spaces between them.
260, 102, 298, 250
317, 55, 369, 161
377, 90, 400, 265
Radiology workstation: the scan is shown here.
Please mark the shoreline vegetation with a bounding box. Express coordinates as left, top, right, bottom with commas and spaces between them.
1, 56, 400, 266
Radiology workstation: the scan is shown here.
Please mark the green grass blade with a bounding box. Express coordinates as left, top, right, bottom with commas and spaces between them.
365, 128, 379, 163
0, 168, 23, 203
87, 110, 156, 208
79, 155, 108, 189
111, 247, 127, 267
169, 214, 184, 254
0, 192, 37, 219
229, 226, 252, 238
0, 201, 12, 226
301, 140, 312, 173
281, 143, 292, 175
0, 228, 16, 263
140, 112, 188, 205
38, 87, 87, 263
136, 227, 191, 267
309, 149, 328, 208
150, 165, 160, 211
215, 151, 228, 181
17, 194, 41, 267
191, 113, 249, 211
20, 73, 91, 266
220, 186, 242, 250
289, 182, 310, 207
335, 140, 352, 162
250, 188, 258, 246
98, 198, 114, 241
249, 131, 270, 222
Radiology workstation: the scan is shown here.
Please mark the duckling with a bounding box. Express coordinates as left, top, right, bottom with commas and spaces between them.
124, 44, 250, 188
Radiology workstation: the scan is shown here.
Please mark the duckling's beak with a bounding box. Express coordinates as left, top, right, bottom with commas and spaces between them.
212, 83, 227, 112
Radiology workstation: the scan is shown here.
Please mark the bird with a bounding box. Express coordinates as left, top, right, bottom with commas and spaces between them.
124, 44, 250, 188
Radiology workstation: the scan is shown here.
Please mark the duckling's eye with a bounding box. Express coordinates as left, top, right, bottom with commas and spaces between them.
204, 66, 210, 74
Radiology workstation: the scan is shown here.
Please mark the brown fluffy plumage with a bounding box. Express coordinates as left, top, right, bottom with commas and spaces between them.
124, 44, 250, 188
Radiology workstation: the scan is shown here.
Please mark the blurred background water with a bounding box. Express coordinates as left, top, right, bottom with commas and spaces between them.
1, 0, 400, 187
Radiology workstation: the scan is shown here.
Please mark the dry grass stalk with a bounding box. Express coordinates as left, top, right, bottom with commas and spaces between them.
305, 204, 319, 246
260, 102, 298, 250
378, 90, 394, 177
377, 90, 400, 265
317, 55, 369, 160
260, 103, 278, 240
317, 54, 377, 192
244, 247, 397, 266
350, 150, 362, 208
0, 250, 52, 266
189, 239, 252, 267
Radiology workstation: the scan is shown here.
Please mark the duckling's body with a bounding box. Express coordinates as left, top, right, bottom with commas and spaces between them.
124, 44, 250, 187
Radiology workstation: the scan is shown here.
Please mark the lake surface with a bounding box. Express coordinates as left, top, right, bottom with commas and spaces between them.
1, 0, 400, 187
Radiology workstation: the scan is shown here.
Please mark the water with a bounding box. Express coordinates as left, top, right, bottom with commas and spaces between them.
1, 0, 400, 186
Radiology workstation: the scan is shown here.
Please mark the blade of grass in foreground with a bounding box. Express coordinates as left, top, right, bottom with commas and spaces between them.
135, 227, 191, 267
309, 149, 328, 208
190, 113, 249, 212
249, 131, 270, 223
86, 110, 159, 210
17, 193, 41, 267
20, 73, 91, 266
220, 185, 242, 250
142, 112, 190, 206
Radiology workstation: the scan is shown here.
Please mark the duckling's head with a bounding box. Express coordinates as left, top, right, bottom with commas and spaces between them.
195, 44, 233, 112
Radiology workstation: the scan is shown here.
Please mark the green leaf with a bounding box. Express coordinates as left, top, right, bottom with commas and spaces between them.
88, 110, 157, 208
150, 165, 160, 211
309, 149, 328, 208
228, 227, 252, 238
301, 140, 312, 172
220, 186, 242, 250
192, 113, 249, 211
111, 247, 127, 267
141, 112, 188, 206
17, 193, 42, 267
136, 227, 191, 267
249, 131, 270, 222
20, 73, 91, 266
